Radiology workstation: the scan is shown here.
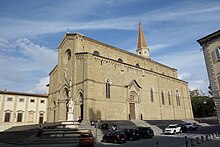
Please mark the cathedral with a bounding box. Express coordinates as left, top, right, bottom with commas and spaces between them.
47, 23, 193, 122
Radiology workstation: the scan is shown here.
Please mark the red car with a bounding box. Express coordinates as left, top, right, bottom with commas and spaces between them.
79, 132, 95, 147
102, 131, 127, 144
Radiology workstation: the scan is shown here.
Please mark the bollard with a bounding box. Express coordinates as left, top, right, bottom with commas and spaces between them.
156, 141, 159, 147
217, 132, 219, 137
206, 135, 209, 141
209, 134, 213, 140
185, 136, 188, 147
201, 136, 205, 142
196, 137, 200, 144
213, 133, 216, 139
191, 139, 196, 146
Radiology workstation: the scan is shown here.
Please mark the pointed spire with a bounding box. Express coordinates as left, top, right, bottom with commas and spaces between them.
136, 22, 150, 59
137, 22, 148, 49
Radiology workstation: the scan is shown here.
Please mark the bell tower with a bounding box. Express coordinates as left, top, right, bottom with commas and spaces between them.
136, 22, 150, 59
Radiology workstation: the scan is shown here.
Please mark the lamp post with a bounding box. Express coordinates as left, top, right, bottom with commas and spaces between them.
202, 101, 207, 117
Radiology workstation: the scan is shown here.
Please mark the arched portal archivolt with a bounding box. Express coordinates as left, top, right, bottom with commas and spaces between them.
127, 80, 141, 120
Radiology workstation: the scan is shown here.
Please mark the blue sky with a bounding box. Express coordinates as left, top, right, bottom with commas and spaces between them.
0, 0, 219, 94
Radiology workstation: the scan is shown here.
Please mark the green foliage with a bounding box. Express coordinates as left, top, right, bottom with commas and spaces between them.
190, 90, 216, 118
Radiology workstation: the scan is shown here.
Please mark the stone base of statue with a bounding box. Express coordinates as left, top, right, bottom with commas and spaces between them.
67, 112, 74, 121
59, 121, 80, 129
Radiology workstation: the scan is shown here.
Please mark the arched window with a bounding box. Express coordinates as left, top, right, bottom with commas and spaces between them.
93, 51, 100, 56
118, 58, 123, 63
161, 90, 165, 105
106, 78, 111, 98
168, 91, 171, 105
63, 49, 71, 64
136, 63, 140, 67
218, 76, 220, 89
176, 89, 180, 106
215, 47, 220, 61
150, 88, 154, 102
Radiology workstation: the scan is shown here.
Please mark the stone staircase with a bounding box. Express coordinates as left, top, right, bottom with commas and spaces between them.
0, 121, 91, 145
0, 119, 212, 145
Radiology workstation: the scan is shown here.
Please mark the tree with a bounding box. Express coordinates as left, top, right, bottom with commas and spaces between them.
190, 89, 216, 118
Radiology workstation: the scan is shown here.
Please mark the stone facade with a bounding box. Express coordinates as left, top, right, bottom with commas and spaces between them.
0, 90, 47, 131
47, 27, 193, 122
198, 30, 220, 125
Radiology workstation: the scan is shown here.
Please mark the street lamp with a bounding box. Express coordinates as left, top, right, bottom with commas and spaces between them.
202, 101, 207, 117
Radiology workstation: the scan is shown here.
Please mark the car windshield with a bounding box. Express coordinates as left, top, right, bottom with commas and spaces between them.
168, 126, 177, 128
81, 133, 92, 138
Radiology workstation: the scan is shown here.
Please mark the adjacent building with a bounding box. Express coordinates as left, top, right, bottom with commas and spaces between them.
197, 30, 220, 125
0, 90, 48, 131
47, 23, 193, 122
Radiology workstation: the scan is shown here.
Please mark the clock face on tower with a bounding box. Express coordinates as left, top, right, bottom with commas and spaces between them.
63, 49, 71, 64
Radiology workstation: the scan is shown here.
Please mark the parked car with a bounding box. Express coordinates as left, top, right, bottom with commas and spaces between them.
179, 123, 187, 132
102, 131, 127, 144
184, 122, 198, 130
79, 132, 95, 147
100, 123, 109, 130
136, 127, 154, 139
121, 128, 140, 141
164, 124, 182, 135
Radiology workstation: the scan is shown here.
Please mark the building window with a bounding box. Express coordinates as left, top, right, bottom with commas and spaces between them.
17, 113, 23, 122
30, 99, 35, 103
168, 91, 171, 105
216, 47, 220, 61
39, 113, 44, 124
176, 90, 180, 106
150, 88, 154, 102
93, 51, 100, 56
4, 113, 11, 122
7, 97, 13, 102
19, 98, 24, 102
106, 78, 111, 98
28, 112, 34, 122
118, 58, 123, 63
136, 63, 140, 67
40, 100, 45, 103
161, 90, 165, 105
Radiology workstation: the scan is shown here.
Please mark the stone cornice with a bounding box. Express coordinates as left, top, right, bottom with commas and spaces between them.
0, 90, 48, 98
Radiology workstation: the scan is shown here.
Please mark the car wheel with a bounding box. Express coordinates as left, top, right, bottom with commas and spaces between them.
173, 131, 176, 135
129, 136, 133, 140
114, 139, 118, 144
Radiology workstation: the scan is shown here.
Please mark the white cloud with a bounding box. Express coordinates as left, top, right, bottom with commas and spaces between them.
153, 49, 209, 94
179, 72, 191, 81
28, 77, 49, 94
0, 38, 57, 93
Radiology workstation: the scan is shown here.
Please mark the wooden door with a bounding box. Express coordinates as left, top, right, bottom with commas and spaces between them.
129, 103, 135, 120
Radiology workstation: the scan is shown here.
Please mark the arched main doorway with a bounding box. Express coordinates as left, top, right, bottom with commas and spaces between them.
129, 91, 139, 120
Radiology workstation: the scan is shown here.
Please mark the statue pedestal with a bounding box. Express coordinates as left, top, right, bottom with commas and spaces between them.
67, 112, 74, 121
60, 121, 80, 129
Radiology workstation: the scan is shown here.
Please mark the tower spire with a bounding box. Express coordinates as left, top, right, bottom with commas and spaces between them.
136, 22, 150, 59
